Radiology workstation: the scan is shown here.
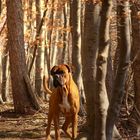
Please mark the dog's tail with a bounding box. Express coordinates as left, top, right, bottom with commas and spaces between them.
43, 75, 52, 95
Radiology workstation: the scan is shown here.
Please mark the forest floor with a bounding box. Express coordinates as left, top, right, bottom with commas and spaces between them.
0, 102, 139, 140
0, 102, 87, 140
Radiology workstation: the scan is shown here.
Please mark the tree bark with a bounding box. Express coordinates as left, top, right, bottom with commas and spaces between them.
82, 1, 100, 139
70, 0, 86, 116
95, 0, 112, 139
0, 0, 1, 15
1, 46, 9, 102
35, 0, 45, 98
0, 55, 3, 104
130, 1, 140, 127
106, 1, 131, 140
6, 0, 40, 114
62, 3, 69, 64
28, 0, 48, 76
70, 0, 82, 90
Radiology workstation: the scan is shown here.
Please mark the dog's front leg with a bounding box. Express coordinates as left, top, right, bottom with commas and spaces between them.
72, 114, 78, 140
54, 114, 61, 140
62, 116, 72, 138
46, 109, 53, 140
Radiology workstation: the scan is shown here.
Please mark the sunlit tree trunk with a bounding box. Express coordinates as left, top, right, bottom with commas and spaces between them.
0, 54, 3, 104
70, 0, 86, 116
62, 3, 69, 64
70, 0, 82, 89
82, 1, 100, 139
35, 0, 45, 98
46, 0, 54, 70
0, 0, 1, 15
106, 1, 131, 140
50, 0, 60, 66
95, 0, 112, 139
1, 45, 9, 102
6, 0, 40, 113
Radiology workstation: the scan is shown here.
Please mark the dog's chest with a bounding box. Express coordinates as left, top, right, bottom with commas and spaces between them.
58, 90, 71, 114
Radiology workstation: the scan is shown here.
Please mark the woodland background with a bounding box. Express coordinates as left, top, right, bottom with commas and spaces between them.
0, 0, 140, 140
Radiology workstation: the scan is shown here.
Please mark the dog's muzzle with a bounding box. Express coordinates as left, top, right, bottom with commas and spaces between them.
53, 74, 65, 87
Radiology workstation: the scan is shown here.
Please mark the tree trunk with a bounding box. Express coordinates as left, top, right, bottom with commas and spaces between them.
130, 1, 140, 129
82, 1, 100, 139
95, 0, 112, 139
1, 46, 9, 102
0, 54, 3, 104
0, 0, 1, 15
35, 0, 45, 98
6, 0, 40, 114
106, 49, 114, 100
62, 3, 69, 64
106, 1, 131, 140
70, 0, 82, 90
70, 0, 86, 116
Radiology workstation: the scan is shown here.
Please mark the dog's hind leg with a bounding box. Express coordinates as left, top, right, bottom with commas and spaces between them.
62, 116, 72, 138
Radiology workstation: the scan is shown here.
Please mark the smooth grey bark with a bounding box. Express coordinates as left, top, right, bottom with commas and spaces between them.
35, 0, 45, 98
82, 1, 100, 139
62, 3, 69, 64
0, 0, 1, 15
70, 0, 82, 89
95, 0, 112, 140
70, 0, 86, 116
106, 1, 131, 140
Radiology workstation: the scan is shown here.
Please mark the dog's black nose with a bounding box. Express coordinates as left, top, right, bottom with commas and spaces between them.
53, 74, 62, 87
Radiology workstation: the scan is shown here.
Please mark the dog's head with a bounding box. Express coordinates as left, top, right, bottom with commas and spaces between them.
50, 64, 71, 88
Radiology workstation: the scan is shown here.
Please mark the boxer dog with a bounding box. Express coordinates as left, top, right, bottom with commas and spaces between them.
43, 64, 80, 140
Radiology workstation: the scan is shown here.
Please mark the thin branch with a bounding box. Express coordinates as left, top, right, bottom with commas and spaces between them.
0, 17, 6, 35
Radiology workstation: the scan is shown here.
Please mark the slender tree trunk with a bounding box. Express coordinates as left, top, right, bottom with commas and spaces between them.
106, 1, 131, 140
70, 0, 86, 116
62, 3, 68, 64
82, 1, 100, 139
1, 46, 9, 102
46, 0, 54, 70
0, 0, 1, 15
28, 0, 48, 76
35, 0, 45, 98
95, 0, 113, 140
6, 0, 40, 114
106, 49, 114, 100
114, 1, 121, 76
70, 0, 82, 89
0, 54, 3, 104
50, 29, 57, 67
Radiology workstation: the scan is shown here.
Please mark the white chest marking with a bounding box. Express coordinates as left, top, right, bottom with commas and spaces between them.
59, 90, 70, 113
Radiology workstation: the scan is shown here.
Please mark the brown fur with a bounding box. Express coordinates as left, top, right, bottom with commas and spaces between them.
43, 64, 80, 140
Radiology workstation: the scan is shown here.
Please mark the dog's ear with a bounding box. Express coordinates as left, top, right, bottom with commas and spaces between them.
51, 66, 57, 75
64, 64, 71, 73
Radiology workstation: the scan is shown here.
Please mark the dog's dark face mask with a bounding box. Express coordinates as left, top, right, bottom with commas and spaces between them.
51, 64, 70, 88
